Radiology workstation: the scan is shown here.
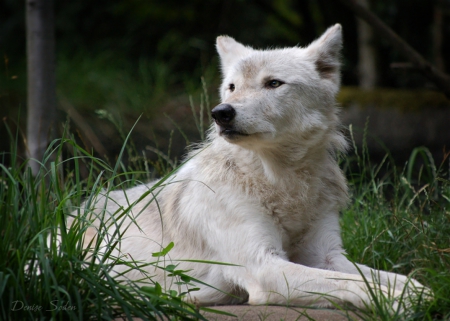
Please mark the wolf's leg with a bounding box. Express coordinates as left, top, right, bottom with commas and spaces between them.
202, 210, 401, 309
244, 256, 402, 309
290, 212, 427, 293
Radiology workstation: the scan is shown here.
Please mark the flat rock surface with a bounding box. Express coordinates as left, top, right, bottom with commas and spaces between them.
202, 305, 361, 321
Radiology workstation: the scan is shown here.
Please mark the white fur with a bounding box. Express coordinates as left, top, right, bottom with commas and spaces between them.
79, 24, 427, 309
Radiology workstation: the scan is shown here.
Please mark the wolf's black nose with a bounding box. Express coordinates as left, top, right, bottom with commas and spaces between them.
211, 104, 236, 126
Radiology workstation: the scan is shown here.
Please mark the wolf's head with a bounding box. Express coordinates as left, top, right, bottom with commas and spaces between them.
211, 24, 344, 153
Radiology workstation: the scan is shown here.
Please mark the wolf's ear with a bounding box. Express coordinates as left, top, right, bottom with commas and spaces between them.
216, 36, 253, 73
305, 24, 343, 84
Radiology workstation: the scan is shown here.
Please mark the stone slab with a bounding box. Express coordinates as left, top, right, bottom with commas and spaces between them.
202, 305, 361, 321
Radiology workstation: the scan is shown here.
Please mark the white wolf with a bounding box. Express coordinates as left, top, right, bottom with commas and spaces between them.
82, 24, 426, 309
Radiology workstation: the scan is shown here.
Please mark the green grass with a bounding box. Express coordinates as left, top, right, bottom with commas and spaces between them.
0, 121, 216, 320
340, 130, 450, 320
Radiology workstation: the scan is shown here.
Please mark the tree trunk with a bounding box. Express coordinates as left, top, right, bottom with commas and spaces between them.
432, 0, 445, 72
26, 0, 56, 175
356, 0, 377, 89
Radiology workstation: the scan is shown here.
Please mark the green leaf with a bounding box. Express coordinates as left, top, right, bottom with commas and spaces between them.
140, 282, 162, 296
152, 242, 174, 257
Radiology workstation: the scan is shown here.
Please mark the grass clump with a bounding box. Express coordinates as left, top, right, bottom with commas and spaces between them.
341, 130, 450, 320
0, 122, 209, 320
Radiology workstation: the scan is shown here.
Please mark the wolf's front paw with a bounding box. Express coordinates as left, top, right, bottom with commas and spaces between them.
387, 279, 433, 315
402, 278, 433, 305
358, 279, 432, 314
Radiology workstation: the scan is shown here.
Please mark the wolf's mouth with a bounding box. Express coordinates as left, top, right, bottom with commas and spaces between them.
220, 128, 249, 138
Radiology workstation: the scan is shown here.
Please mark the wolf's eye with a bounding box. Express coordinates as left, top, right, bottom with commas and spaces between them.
266, 80, 284, 88
229, 84, 235, 92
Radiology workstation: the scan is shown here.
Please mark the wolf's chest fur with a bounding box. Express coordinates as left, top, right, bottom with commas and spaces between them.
211, 149, 334, 242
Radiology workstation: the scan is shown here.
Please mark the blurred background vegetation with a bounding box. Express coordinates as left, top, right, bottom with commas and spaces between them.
1, 0, 449, 168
